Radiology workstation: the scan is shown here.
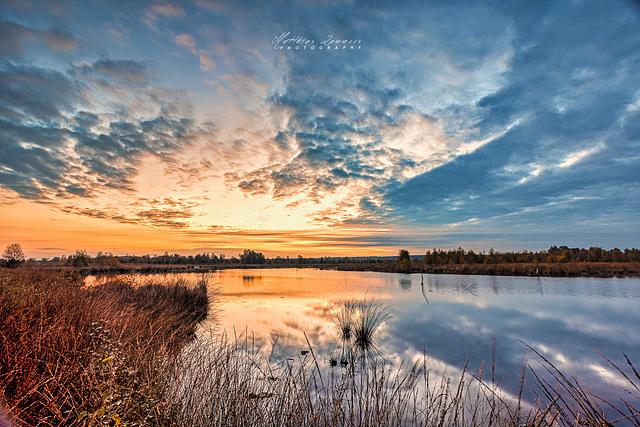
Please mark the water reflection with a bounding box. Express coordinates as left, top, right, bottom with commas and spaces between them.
399, 276, 412, 291
242, 274, 264, 286
88, 269, 640, 411
420, 278, 430, 305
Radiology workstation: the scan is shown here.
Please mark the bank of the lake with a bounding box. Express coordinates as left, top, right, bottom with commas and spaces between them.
0, 268, 210, 426
34, 260, 640, 278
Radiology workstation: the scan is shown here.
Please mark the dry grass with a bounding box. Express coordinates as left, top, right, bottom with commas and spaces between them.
0, 268, 210, 426
2, 268, 639, 426
164, 330, 640, 427
521, 343, 640, 426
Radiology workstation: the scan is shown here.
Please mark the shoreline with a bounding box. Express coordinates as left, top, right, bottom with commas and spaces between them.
27, 261, 640, 278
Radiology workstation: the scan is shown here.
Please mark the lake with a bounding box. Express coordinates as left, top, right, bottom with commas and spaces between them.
89, 268, 640, 412
189, 268, 640, 408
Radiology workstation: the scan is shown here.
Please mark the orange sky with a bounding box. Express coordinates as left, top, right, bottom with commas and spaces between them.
0, 197, 409, 259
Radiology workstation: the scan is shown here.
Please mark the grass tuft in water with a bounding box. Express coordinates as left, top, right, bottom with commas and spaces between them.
330, 299, 391, 367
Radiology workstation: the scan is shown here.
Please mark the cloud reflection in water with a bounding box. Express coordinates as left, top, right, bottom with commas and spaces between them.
193, 269, 640, 406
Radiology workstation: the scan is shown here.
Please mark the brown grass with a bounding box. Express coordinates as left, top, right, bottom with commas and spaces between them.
164, 330, 640, 426
0, 268, 210, 426
2, 268, 639, 426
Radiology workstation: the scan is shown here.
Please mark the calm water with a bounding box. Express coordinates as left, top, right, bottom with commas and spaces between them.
195, 268, 640, 407
90, 268, 640, 409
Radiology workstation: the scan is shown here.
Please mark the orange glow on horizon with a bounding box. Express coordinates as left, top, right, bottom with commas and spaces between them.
0, 198, 408, 259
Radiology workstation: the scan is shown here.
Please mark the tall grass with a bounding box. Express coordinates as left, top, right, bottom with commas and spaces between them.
165, 328, 640, 426
0, 269, 210, 426
522, 343, 640, 426
2, 268, 640, 426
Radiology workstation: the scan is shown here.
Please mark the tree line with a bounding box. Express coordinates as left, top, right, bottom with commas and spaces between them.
2, 243, 640, 269
421, 246, 640, 265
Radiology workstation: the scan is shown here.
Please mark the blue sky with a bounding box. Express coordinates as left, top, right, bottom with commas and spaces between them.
1, 0, 639, 257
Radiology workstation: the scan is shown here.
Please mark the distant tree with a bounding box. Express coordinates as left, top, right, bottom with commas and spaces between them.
3, 243, 25, 268
626, 248, 640, 262
95, 251, 120, 267
611, 248, 625, 262
68, 250, 91, 267
239, 249, 265, 264
588, 246, 602, 262
397, 249, 410, 264
397, 249, 411, 271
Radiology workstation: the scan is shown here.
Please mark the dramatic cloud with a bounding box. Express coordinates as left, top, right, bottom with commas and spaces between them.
0, 29, 202, 203
382, 0, 640, 237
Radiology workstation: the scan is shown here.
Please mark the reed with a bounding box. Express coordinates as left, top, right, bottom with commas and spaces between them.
330, 299, 391, 367
2, 268, 639, 426
163, 332, 640, 426
163, 329, 540, 426
521, 343, 640, 426
0, 269, 210, 426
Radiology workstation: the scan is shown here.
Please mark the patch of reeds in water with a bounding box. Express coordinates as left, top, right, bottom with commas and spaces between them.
329, 299, 391, 367
166, 327, 640, 426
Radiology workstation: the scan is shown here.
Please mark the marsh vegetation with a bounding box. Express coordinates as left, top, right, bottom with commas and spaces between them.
0, 269, 210, 425
2, 267, 640, 425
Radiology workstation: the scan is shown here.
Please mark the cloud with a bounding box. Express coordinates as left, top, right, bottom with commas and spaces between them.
0, 63, 88, 123
217, 0, 639, 244
152, 4, 184, 18
0, 53, 206, 205
2, 0, 639, 246
176, 33, 197, 53
0, 21, 79, 59
557, 143, 605, 169
61, 196, 202, 229
353, 0, 640, 236
212, 1, 518, 229
176, 32, 218, 73
143, 2, 185, 29
199, 54, 215, 71
89, 59, 151, 85
42, 29, 78, 52
0, 21, 35, 57
136, 208, 193, 229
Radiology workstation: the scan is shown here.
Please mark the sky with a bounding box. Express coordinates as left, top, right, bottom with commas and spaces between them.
1, 0, 639, 259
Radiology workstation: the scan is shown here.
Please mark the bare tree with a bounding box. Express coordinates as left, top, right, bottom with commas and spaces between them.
3, 243, 25, 268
